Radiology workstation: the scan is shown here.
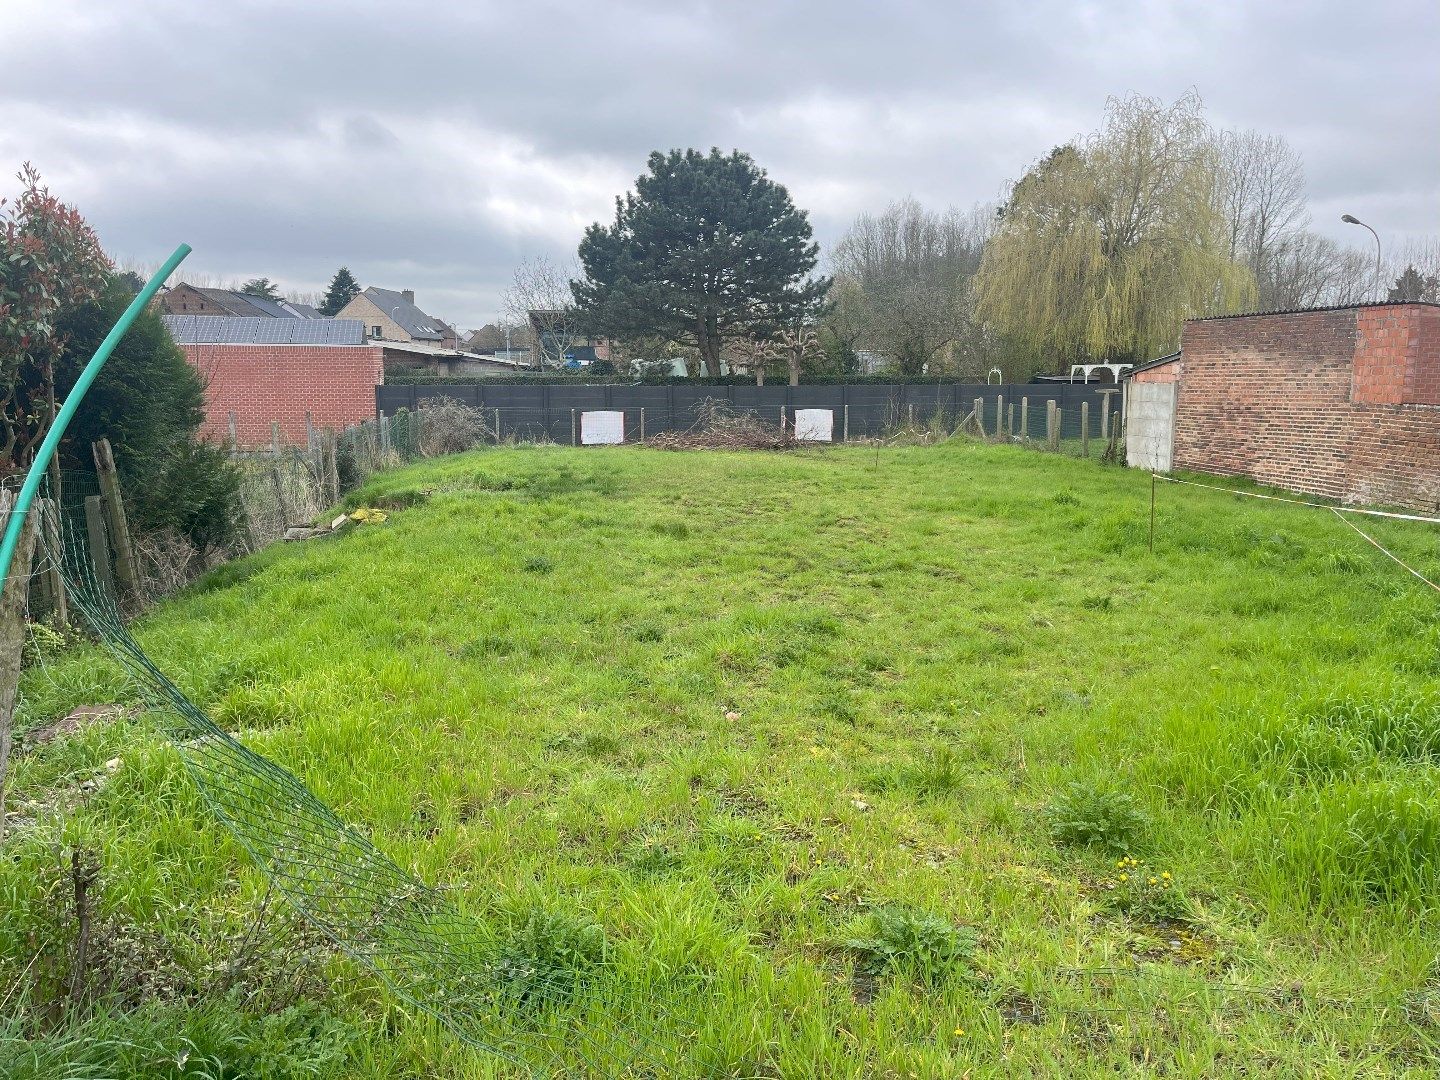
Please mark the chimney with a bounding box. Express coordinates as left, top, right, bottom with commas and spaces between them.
401, 289, 415, 305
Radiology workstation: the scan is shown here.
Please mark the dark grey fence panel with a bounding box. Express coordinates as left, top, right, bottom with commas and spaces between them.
373, 382, 1124, 443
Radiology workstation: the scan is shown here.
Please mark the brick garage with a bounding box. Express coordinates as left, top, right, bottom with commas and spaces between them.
1150, 302, 1440, 511
165, 316, 383, 449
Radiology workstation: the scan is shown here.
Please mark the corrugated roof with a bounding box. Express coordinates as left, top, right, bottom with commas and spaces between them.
1121, 351, 1182, 379
163, 315, 368, 345
1188, 300, 1440, 323
364, 287, 446, 340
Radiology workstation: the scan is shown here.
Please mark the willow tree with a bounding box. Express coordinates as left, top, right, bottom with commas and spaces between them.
976, 93, 1253, 370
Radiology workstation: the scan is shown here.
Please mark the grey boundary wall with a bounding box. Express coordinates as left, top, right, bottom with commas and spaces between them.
374, 382, 1124, 443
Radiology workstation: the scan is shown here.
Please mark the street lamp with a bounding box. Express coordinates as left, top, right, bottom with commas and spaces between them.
1341, 214, 1383, 301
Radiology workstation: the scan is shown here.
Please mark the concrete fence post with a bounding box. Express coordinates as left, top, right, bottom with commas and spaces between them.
1046, 400, 1058, 450
227, 411, 238, 453
92, 439, 137, 596
82, 496, 115, 598
1021, 397, 1029, 441
1081, 401, 1091, 458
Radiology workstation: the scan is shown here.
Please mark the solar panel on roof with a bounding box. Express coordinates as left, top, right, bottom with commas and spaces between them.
161, 316, 367, 345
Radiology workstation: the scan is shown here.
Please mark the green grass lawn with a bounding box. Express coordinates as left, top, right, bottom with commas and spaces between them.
7, 440, 1440, 1077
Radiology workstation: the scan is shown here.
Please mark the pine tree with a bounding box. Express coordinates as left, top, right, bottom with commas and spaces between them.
573, 149, 828, 376
320, 266, 362, 316
1388, 265, 1440, 303
240, 277, 282, 301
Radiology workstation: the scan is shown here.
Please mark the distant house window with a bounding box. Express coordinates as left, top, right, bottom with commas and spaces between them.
372, 325, 383, 338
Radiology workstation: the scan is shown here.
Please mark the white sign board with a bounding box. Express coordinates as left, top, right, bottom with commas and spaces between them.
794, 408, 834, 442
580, 410, 626, 445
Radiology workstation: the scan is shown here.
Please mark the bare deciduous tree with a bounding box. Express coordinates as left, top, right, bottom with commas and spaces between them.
1263, 232, 1373, 309
831, 198, 991, 376
1215, 130, 1309, 305
503, 256, 587, 369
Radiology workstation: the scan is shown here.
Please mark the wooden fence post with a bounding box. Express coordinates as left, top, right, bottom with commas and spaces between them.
0, 488, 40, 841
92, 439, 138, 596
269, 467, 292, 528
38, 498, 66, 627
1081, 401, 1091, 458
82, 496, 115, 597
324, 431, 340, 504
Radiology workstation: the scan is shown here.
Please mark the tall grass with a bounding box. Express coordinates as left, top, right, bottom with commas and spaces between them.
6, 441, 1440, 1074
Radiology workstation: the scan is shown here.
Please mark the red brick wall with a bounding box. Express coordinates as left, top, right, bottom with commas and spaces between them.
182, 343, 383, 448
1132, 360, 1182, 384
1171, 304, 1440, 510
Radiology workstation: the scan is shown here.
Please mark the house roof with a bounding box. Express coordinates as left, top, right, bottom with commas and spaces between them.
363, 287, 447, 340
163, 315, 368, 345
188, 287, 299, 318
1121, 351, 1182, 379
1187, 299, 1440, 323
282, 302, 324, 319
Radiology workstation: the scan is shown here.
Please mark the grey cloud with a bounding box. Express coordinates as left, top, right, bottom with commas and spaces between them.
2, 0, 1436, 326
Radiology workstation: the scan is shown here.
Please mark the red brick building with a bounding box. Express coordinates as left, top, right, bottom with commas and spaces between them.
164, 316, 382, 448
1124, 302, 1440, 511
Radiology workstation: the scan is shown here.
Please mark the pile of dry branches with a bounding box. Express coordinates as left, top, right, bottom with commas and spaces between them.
647, 398, 797, 451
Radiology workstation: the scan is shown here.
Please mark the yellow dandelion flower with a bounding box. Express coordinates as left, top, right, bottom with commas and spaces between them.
1148, 877, 1158, 885
1118, 874, 1128, 883
953, 1027, 966, 1037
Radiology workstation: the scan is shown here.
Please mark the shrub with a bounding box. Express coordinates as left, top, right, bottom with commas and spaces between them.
1045, 782, 1150, 853
414, 396, 494, 456
133, 438, 244, 559
846, 905, 977, 988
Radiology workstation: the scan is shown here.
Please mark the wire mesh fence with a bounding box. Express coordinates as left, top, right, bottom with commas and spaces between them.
24, 473, 713, 1074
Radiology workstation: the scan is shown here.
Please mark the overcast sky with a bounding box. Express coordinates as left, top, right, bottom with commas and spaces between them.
4, 0, 1437, 328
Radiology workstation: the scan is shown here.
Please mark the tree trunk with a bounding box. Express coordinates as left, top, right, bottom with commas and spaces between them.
788, 351, 801, 387
755, 366, 764, 386
699, 339, 722, 377
0, 488, 39, 844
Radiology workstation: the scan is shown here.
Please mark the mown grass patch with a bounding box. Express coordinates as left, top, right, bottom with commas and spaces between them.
6, 440, 1440, 1075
